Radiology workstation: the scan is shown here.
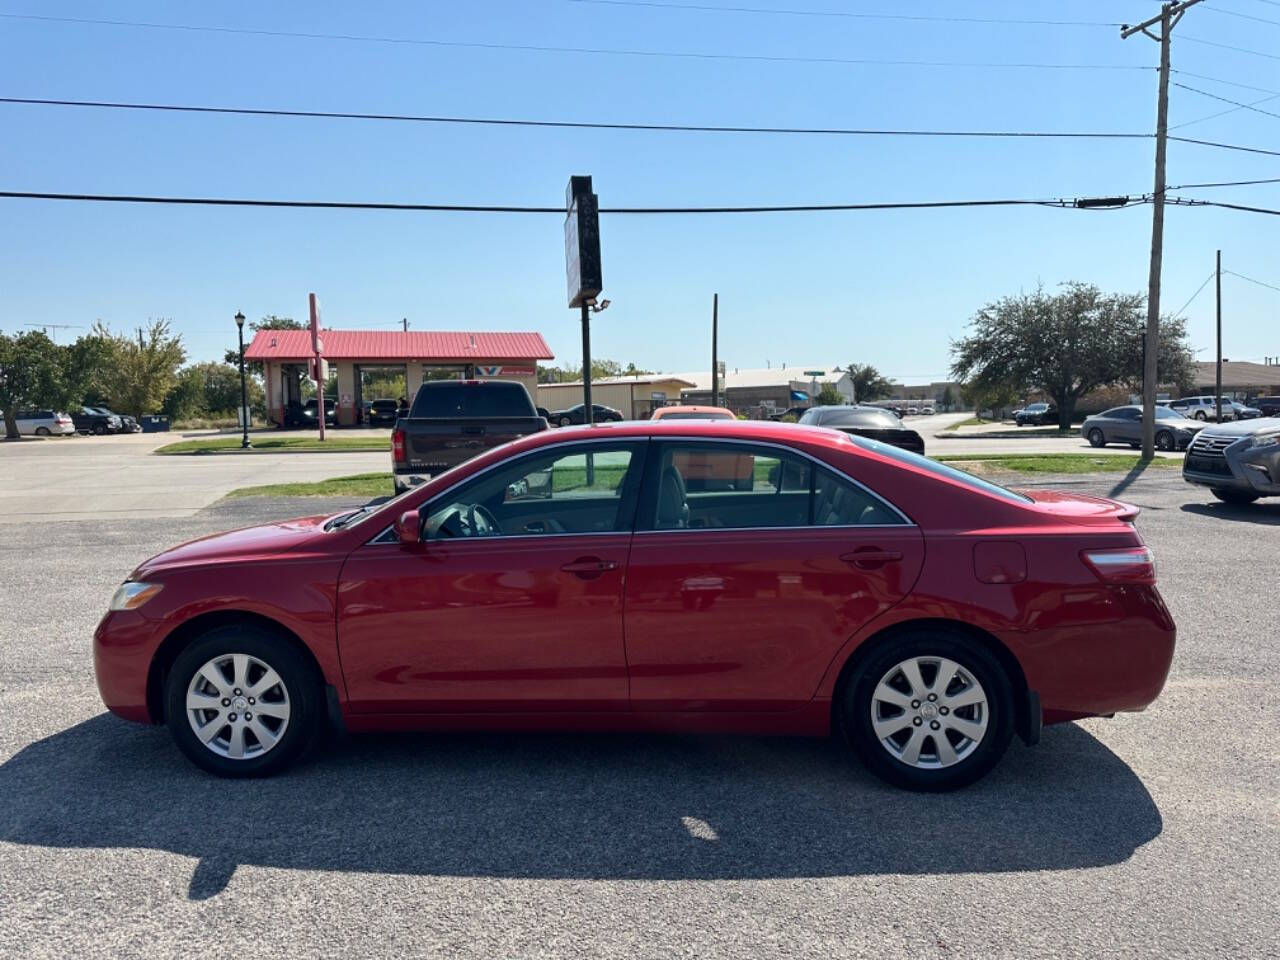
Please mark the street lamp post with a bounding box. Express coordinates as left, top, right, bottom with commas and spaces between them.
235, 311, 251, 450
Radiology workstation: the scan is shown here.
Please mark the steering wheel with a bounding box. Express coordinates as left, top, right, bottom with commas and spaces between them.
466, 503, 502, 537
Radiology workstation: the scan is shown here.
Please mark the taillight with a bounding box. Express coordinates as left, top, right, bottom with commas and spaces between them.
1082, 546, 1156, 585
391, 428, 405, 462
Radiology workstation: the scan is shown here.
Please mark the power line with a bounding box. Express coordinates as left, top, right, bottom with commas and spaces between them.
563, 0, 1122, 27
1171, 81, 1280, 121
1168, 175, 1280, 188
1180, 34, 1280, 61
0, 12, 1154, 70
1170, 270, 1216, 318
1173, 69, 1280, 96
0, 95, 1156, 141
1201, 4, 1280, 26
1167, 135, 1280, 157
1169, 196, 1280, 214
1169, 90, 1280, 130
1224, 270, 1280, 294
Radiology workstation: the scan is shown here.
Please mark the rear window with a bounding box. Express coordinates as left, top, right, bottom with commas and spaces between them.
815, 407, 902, 428
846, 434, 1031, 504
370, 400, 398, 411
657, 410, 734, 421
410, 380, 536, 418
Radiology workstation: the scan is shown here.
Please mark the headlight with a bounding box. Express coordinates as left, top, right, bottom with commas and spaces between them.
1252, 432, 1280, 448
109, 581, 163, 611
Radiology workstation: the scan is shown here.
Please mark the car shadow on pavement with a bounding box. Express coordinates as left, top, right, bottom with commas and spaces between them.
1181, 501, 1280, 524
0, 715, 1161, 899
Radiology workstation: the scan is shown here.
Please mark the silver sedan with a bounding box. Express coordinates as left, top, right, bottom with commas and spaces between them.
1080, 405, 1202, 452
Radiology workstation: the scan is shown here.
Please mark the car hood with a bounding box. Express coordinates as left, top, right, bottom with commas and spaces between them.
133, 514, 333, 576
1197, 416, 1280, 439
1014, 488, 1140, 525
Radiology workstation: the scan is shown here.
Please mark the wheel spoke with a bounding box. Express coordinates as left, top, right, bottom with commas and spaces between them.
945, 685, 986, 710
946, 716, 986, 742
873, 683, 913, 709
200, 662, 229, 696
931, 658, 957, 695
227, 724, 247, 759
933, 733, 958, 766
899, 659, 928, 700
186, 691, 223, 711
232, 654, 250, 689
873, 714, 913, 739
248, 718, 279, 751
900, 727, 927, 765
247, 668, 282, 698
253, 701, 289, 720
195, 717, 226, 743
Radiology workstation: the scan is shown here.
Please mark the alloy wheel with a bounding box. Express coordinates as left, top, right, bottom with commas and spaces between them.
870, 656, 989, 769
185, 653, 291, 760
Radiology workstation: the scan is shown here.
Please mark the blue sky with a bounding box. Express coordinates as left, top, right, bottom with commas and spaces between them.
0, 0, 1276, 381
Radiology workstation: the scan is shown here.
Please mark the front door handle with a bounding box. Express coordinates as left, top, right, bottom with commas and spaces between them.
560, 557, 620, 579
841, 548, 903, 570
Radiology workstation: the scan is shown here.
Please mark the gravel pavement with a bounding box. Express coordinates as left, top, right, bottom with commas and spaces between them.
0, 475, 1276, 959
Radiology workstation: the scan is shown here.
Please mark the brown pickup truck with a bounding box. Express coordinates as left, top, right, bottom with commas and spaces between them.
391, 380, 548, 493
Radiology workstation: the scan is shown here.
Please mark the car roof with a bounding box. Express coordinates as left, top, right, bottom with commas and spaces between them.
653, 404, 734, 416
510, 417, 855, 453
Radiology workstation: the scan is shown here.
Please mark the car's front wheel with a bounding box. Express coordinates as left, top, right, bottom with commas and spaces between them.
165, 624, 322, 777
1087, 428, 1105, 447
1155, 431, 1175, 452
1211, 488, 1259, 505
559, 416, 572, 427
842, 629, 1014, 791
1195, 410, 1207, 421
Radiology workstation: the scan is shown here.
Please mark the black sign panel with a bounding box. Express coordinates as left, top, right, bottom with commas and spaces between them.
565, 175, 602, 308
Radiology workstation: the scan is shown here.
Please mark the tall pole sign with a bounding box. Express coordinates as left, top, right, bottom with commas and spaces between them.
565, 176, 602, 425
309, 292, 326, 441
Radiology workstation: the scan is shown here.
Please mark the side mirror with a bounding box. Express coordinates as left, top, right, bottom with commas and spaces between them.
395, 509, 422, 546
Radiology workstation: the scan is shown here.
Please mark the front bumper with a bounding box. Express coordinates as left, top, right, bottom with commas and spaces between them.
1183, 437, 1280, 495
93, 610, 162, 723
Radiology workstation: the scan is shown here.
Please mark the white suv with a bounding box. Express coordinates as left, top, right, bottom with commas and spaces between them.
1168, 396, 1235, 422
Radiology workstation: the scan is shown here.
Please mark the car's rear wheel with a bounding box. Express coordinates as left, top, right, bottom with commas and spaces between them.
165, 625, 322, 777
842, 629, 1014, 791
1195, 410, 1207, 421
35, 427, 50, 436
559, 416, 571, 427
93, 424, 108, 435
1211, 488, 1259, 505
1087, 428, 1105, 447
1155, 431, 1175, 452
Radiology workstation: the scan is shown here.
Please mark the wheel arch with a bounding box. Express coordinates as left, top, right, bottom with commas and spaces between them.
146, 610, 326, 724
828, 617, 1032, 743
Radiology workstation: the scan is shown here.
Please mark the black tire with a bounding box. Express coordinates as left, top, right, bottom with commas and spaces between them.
559, 416, 572, 427
1087, 428, 1105, 448
1211, 488, 1259, 505
93, 424, 108, 435
165, 624, 323, 778
1194, 410, 1207, 421
841, 629, 1014, 792
1128, 442, 1140, 450
35, 427, 50, 436
1155, 431, 1175, 452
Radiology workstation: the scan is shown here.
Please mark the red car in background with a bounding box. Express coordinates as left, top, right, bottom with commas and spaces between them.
94, 420, 1174, 791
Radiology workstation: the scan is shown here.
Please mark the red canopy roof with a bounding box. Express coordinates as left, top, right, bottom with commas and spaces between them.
244, 329, 553, 362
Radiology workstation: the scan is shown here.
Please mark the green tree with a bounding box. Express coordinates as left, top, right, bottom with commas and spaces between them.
162, 366, 207, 420
164, 361, 264, 419
941, 385, 955, 411
845, 363, 894, 402
538, 359, 641, 382
0, 331, 74, 439
816, 384, 844, 405
95, 320, 187, 418
950, 283, 1193, 429
224, 315, 303, 373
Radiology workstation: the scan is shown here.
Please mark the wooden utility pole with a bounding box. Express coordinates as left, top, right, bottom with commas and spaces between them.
1122, 0, 1203, 458
1216, 249, 1223, 422
711, 293, 719, 408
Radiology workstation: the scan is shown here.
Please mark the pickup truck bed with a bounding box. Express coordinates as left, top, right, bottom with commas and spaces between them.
392, 380, 547, 492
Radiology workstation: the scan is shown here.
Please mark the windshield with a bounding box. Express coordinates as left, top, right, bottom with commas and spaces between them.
657, 410, 734, 420
846, 434, 1031, 504
1027, 404, 1047, 412
1155, 406, 1186, 420
410, 381, 536, 418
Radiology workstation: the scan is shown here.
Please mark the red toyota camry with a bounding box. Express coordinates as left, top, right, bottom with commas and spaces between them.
94, 420, 1175, 790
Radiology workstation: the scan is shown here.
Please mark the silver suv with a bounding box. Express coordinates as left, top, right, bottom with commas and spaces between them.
1168, 396, 1235, 422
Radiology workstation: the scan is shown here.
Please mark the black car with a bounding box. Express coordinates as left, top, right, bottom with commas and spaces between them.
302, 398, 337, 427
1252, 396, 1280, 417
366, 398, 400, 427
89, 406, 141, 433
797, 405, 926, 455
71, 406, 121, 435
1015, 402, 1058, 426
548, 403, 624, 426
769, 406, 811, 422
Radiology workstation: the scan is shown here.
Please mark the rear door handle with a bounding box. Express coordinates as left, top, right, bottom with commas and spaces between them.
841, 549, 903, 570
560, 557, 620, 579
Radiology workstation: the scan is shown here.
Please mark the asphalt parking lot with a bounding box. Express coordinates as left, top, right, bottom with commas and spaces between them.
0, 471, 1276, 958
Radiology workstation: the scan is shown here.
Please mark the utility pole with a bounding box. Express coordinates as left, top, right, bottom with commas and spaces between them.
711, 293, 719, 408
1216, 250, 1223, 422
402, 317, 408, 332
1122, 0, 1203, 458
581, 301, 593, 424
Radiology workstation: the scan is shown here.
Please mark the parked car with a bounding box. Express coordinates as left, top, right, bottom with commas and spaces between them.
1015, 403, 1058, 427
1183, 416, 1280, 505
768, 406, 811, 422
1081, 405, 1203, 451
94, 419, 1175, 790
919, 405, 936, 416
1232, 401, 1261, 420
548, 403, 624, 426
302, 397, 337, 427
799, 405, 926, 455
392, 379, 547, 493
650, 405, 736, 421
905, 405, 919, 416
365, 398, 400, 427
87, 407, 141, 433
13, 409, 76, 436
71, 406, 121, 435
536, 406, 552, 420
1250, 396, 1280, 417
1167, 396, 1236, 422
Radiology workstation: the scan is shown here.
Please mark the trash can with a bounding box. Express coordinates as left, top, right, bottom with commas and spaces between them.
140, 415, 170, 433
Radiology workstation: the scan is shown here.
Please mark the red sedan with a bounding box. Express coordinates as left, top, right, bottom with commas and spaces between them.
94, 420, 1174, 790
